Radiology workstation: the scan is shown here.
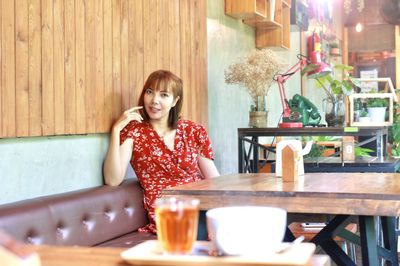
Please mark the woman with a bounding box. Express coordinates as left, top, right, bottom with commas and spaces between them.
103, 69, 220, 234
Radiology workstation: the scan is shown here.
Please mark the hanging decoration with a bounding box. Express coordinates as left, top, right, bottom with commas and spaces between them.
344, 0, 365, 14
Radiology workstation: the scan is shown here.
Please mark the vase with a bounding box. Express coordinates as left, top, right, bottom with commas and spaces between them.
249, 111, 268, 128
323, 95, 345, 127
367, 107, 387, 122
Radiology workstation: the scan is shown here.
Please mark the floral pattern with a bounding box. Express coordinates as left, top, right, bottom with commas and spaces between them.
120, 119, 214, 233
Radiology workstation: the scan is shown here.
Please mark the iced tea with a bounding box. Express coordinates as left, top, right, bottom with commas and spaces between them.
155, 197, 199, 254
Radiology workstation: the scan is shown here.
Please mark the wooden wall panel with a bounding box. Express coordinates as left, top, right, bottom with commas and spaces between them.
128, 0, 143, 109
75, 0, 86, 134
85, 0, 95, 133
28, 0, 42, 136
65, 0, 76, 134
103, 0, 113, 132
120, 0, 129, 113
15, 0, 29, 136
42, 0, 55, 135
53, 0, 65, 135
94, 0, 105, 132
2, 0, 16, 137
0, 0, 2, 135
0, 0, 207, 138
112, 0, 122, 122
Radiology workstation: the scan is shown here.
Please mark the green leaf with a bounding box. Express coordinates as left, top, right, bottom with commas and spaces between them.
301, 64, 319, 76
355, 147, 374, 157
334, 64, 354, 71
349, 76, 362, 87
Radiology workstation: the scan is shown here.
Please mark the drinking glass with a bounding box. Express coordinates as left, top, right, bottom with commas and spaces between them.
155, 197, 199, 255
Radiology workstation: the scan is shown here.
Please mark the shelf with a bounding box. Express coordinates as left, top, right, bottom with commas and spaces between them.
256, 0, 291, 49
225, 0, 267, 20
243, 19, 282, 29
224, 0, 291, 49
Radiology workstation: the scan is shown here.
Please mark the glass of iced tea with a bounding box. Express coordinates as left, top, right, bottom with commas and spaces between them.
155, 197, 200, 255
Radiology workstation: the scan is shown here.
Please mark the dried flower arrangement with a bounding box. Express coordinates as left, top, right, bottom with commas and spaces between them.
224, 49, 286, 111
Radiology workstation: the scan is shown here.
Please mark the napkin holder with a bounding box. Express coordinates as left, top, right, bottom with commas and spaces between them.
282, 144, 300, 182
0, 231, 41, 266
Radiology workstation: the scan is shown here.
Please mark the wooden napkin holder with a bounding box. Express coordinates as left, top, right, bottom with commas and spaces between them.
282, 144, 299, 182
0, 231, 41, 266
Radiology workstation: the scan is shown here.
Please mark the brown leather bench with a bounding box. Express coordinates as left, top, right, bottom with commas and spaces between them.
0, 179, 156, 248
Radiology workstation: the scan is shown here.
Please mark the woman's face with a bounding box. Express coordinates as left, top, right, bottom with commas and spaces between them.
143, 87, 179, 122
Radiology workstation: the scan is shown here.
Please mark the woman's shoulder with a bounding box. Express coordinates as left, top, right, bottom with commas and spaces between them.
179, 119, 205, 130
122, 120, 148, 134
178, 120, 208, 137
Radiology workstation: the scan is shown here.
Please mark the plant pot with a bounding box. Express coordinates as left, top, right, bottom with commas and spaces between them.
367, 107, 386, 122
359, 116, 371, 123
249, 111, 268, 128
323, 95, 345, 127
330, 48, 340, 56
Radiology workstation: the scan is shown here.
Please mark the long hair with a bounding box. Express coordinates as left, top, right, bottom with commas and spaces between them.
138, 70, 183, 129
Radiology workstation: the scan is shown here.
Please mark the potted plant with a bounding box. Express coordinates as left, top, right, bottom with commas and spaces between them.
329, 42, 340, 56
302, 63, 360, 127
366, 97, 388, 122
225, 49, 286, 128
359, 109, 371, 123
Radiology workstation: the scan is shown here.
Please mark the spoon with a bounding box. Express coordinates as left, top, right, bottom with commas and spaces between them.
276, 235, 305, 254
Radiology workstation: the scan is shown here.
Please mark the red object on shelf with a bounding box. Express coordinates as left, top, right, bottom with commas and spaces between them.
274, 54, 331, 128
279, 122, 303, 128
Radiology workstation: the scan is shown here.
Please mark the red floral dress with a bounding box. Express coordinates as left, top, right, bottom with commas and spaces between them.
120, 119, 214, 234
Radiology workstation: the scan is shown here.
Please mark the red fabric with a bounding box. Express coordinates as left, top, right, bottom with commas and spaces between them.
120, 119, 214, 234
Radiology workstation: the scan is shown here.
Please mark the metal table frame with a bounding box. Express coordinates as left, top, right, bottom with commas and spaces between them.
238, 127, 389, 173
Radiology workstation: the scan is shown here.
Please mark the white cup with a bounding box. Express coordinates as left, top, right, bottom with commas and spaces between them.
206, 206, 287, 256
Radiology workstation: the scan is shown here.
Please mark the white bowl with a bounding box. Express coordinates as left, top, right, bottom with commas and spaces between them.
206, 206, 287, 256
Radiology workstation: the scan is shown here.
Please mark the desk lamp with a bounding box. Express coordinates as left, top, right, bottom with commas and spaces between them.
274, 54, 331, 128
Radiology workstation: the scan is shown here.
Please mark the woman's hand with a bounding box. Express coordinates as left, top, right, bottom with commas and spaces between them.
113, 106, 143, 132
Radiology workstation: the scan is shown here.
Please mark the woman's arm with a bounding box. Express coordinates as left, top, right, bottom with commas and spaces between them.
103, 106, 143, 186
198, 155, 220, 179
103, 129, 133, 186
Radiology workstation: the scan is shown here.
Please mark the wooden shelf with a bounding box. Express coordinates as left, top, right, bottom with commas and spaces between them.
243, 18, 282, 29
224, 0, 291, 49
225, 0, 267, 20
256, 0, 291, 49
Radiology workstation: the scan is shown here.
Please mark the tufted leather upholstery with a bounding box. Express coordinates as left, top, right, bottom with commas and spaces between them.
0, 179, 156, 247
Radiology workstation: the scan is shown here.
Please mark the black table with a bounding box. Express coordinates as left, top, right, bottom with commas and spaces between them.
238, 127, 390, 173
304, 156, 400, 173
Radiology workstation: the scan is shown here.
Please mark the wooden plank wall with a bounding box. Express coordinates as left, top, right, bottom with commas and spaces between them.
0, 0, 207, 138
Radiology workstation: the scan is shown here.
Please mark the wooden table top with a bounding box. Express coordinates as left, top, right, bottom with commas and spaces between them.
30, 245, 330, 266
163, 173, 400, 216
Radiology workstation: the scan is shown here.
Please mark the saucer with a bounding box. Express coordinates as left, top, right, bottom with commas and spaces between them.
120, 240, 316, 266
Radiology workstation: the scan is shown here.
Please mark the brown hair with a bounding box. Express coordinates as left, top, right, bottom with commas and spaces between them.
138, 70, 183, 129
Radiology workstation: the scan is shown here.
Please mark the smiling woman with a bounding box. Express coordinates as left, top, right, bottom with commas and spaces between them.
103, 70, 220, 236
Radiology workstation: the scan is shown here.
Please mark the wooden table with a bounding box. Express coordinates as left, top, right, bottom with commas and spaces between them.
163, 173, 400, 266
30, 245, 330, 266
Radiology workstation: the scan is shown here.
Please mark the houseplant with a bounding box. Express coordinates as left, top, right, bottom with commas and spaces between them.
225, 49, 286, 127
303, 63, 360, 127
329, 42, 340, 56
366, 97, 389, 122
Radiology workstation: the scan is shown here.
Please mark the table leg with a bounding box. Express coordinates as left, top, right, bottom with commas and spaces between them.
238, 137, 244, 173
311, 215, 356, 266
380, 216, 398, 266
252, 137, 259, 173
359, 216, 379, 266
